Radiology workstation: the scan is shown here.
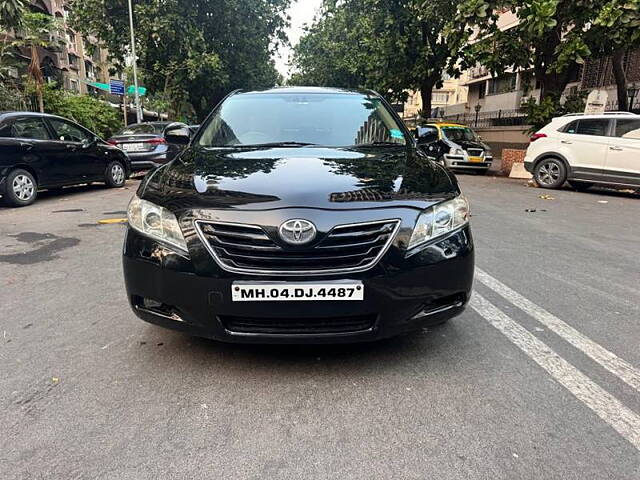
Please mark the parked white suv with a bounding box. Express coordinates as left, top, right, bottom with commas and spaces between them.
524, 112, 640, 190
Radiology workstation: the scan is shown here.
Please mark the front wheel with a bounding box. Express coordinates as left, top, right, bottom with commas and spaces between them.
105, 161, 126, 188
534, 158, 567, 189
2, 169, 38, 207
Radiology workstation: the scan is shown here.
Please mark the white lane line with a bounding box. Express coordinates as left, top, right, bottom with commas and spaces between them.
476, 267, 640, 393
471, 293, 640, 451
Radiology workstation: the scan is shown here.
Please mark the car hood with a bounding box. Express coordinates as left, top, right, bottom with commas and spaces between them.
139, 145, 459, 211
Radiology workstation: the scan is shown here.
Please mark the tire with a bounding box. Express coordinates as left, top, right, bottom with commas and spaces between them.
533, 157, 567, 189
105, 160, 126, 188
568, 180, 593, 191
1, 168, 38, 207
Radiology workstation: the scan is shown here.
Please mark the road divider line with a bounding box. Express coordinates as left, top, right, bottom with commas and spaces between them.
470, 293, 640, 451
476, 268, 640, 393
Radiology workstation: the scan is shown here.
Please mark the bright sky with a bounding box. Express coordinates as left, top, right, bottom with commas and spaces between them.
274, 0, 324, 79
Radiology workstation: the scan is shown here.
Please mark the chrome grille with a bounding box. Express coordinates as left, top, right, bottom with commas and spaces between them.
195, 219, 400, 276
467, 149, 484, 157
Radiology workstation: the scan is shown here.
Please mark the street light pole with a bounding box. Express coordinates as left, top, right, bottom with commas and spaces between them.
127, 0, 142, 123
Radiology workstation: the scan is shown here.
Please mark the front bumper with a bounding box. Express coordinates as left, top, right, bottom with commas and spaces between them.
126, 152, 169, 171
444, 154, 492, 170
122, 223, 474, 344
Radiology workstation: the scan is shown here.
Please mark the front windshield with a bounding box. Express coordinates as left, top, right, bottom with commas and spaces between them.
197, 92, 407, 147
441, 126, 477, 142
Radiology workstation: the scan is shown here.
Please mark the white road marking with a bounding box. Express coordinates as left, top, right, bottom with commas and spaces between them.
470, 293, 640, 451
476, 268, 640, 393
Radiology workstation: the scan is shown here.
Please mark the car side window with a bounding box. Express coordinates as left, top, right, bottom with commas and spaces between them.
49, 118, 90, 143
7, 118, 51, 140
566, 119, 610, 137
614, 119, 640, 140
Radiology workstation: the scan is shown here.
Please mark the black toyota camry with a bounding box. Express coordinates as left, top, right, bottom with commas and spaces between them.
123, 87, 474, 343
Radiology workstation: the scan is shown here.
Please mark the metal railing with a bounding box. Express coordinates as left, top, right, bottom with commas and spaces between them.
442, 109, 529, 128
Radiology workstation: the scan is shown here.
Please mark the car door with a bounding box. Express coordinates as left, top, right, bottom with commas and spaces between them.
557, 118, 611, 180
0, 116, 64, 187
604, 118, 640, 186
46, 117, 104, 182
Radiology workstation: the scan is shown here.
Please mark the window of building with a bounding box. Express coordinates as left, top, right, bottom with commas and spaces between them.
85, 61, 94, 79
69, 79, 79, 92
614, 119, 640, 139
432, 92, 450, 104
488, 74, 517, 95
68, 53, 79, 69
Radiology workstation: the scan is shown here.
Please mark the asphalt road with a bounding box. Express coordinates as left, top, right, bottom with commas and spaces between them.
1, 176, 639, 479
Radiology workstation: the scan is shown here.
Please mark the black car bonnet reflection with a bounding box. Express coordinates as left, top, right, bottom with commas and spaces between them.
141, 145, 457, 211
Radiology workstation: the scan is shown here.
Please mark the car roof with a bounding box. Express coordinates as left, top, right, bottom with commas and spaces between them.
235, 86, 374, 96
554, 112, 640, 122
0, 111, 70, 121
423, 122, 468, 128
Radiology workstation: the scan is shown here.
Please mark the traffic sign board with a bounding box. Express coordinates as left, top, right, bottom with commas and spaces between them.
109, 80, 125, 96
127, 85, 147, 96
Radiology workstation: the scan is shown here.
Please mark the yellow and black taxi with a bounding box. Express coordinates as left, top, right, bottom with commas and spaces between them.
415, 123, 492, 174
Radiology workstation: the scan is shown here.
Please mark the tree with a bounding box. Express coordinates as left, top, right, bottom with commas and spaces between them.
290, 0, 463, 116
591, 0, 640, 111
38, 83, 122, 138
453, 0, 595, 104
70, 0, 290, 120
0, 0, 26, 29
10, 12, 62, 113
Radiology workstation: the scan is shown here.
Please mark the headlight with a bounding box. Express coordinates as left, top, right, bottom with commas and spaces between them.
127, 195, 188, 253
407, 195, 470, 251
449, 147, 464, 155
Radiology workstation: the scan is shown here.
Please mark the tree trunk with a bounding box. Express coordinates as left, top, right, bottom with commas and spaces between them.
420, 81, 436, 119
611, 48, 628, 111
28, 45, 44, 113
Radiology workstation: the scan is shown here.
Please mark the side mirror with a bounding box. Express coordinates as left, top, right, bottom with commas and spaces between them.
165, 127, 191, 145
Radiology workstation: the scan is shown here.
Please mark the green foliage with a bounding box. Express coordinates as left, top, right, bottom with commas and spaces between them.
452, 0, 596, 100
290, 0, 462, 115
70, 0, 290, 120
0, 0, 26, 29
35, 84, 122, 139
523, 90, 587, 132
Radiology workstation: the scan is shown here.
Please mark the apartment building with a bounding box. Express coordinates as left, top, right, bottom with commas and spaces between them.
463, 9, 640, 114
403, 72, 469, 119
5, 0, 114, 95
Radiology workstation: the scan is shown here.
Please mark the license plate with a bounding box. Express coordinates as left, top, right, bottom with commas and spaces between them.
122, 143, 145, 152
469, 156, 483, 162
232, 282, 364, 302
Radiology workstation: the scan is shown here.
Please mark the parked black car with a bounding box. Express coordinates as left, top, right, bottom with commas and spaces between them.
0, 112, 131, 207
107, 121, 189, 171
123, 87, 474, 344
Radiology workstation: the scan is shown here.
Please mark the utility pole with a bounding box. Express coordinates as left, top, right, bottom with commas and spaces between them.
127, 0, 142, 123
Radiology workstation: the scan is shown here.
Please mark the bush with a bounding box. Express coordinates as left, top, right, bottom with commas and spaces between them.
524, 91, 588, 133
39, 84, 122, 139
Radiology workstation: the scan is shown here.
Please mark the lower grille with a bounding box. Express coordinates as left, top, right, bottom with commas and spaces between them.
220, 314, 376, 334
195, 219, 400, 276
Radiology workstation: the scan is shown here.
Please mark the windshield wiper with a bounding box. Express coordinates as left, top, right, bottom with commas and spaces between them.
236, 141, 318, 148
353, 141, 403, 147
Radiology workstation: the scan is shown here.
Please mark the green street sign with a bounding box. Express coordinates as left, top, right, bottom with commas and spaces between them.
127, 85, 147, 96
87, 81, 111, 92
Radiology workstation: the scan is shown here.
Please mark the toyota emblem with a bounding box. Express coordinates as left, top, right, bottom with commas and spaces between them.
279, 219, 317, 245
